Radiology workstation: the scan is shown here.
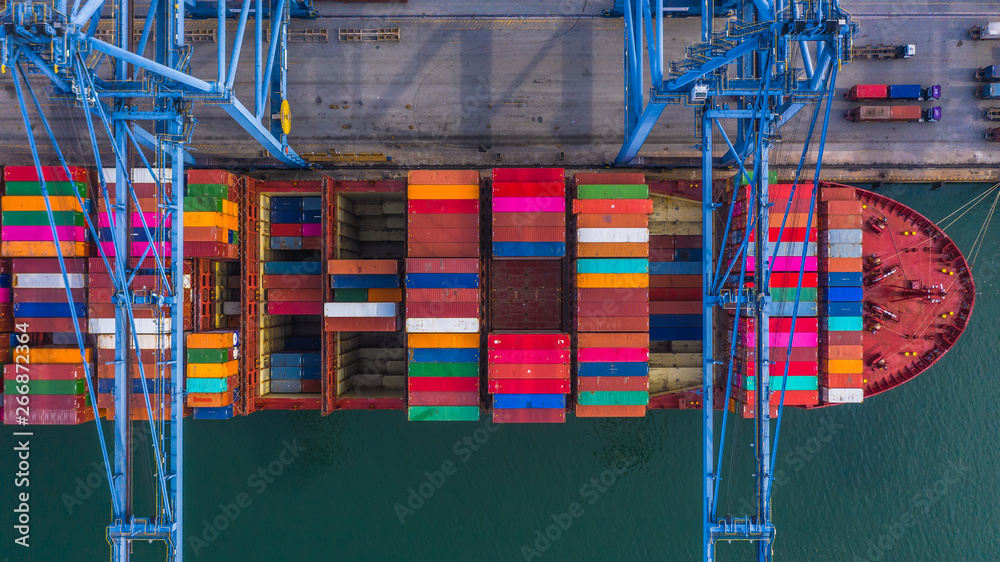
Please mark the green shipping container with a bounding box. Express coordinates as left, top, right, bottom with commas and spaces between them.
186, 184, 229, 199
576, 184, 650, 200
576, 258, 649, 274
827, 316, 863, 331
771, 287, 817, 302
407, 362, 478, 378
335, 288, 369, 302
577, 391, 649, 406
5, 181, 89, 198
742, 375, 818, 392
3, 210, 86, 227
183, 197, 226, 213
4, 378, 86, 395
187, 348, 231, 363
187, 378, 233, 393
407, 406, 480, 421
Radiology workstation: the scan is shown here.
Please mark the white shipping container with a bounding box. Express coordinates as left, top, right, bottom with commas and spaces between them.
827, 243, 863, 258
821, 387, 864, 403
222, 301, 241, 315
89, 317, 168, 334
324, 302, 397, 318
13, 273, 86, 289
96, 334, 172, 350
405, 317, 479, 333
577, 228, 649, 243
826, 229, 863, 244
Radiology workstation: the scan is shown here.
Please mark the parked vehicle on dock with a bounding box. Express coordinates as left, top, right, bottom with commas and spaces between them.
987, 108, 1000, 121
977, 84, 1000, 100
849, 44, 915, 59
970, 22, 1000, 40
988, 128, 1000, 142
846, 105, 941, 123
976, 65, 1000, 82
845, 84, 941, 101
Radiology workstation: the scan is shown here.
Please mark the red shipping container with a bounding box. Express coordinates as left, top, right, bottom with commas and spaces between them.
650, 275, 700, 288
13, 258, 88, 273
823, 331, 863, 346
768, 317, 819, 332
324, 316, 398, 332
576, 301, 649, 317
577, 288, 649, 302
573, 172, 645, 186
16, 318, 87, 332
408, 213, 480, 230
327, 260, 397, 275
574, 404, 646, 417
488, 364, 570, 379
742, 389, 818, 406
97, 363, 166, 379
406, 288, 480, 303
577, 316, 649, 331
487, 334, 570, 349
97, 348, 171, 365
185, 242, 238, 259
3, 400, 95, 424
825, 345, 864, 360
492, 212, 565, 228
405, 302, 480, 318
3, 363, 86, 380
578, 332, 648, 348
847, 84, 888, 100
302, 237, 322, 251
270, 223, 303, 237
408, 199, 479, 214
820, 187, 857, 201
769, 272, 818, 288
749, 227, 818, 244
492, 408, 565, 423
672, 236, 700, 249
493, 168, 564, 183
649, 248, 674, 262
8, 393, 91, 409
407, 391, 480, 407
267, 302, 322, 315
820, 373, 864, 388
821, 200, 863, 215
767, 198, 817, 214
824, 215, 864, 229
649, 300, 700, 315
301, 380, 321, 393
15, 288, 87, 301
5, 165, 90, 182
89, 304, 162, 318
492, 227, 564, 242
267, 289, 324, 302
649, 236, 675, 250
577, 377, 649, 392
488, 378, 570, 394
406, 258, 479, 274
767, 347, 818, 362
572, 199, 653, 215
492, 181, 565, 197
743, 361, 818, 377
769, 184, 815, 200
489, 349, 569, 364
408, 377, 479, 393
407, 242, 479, 258
263, 275, 323, 290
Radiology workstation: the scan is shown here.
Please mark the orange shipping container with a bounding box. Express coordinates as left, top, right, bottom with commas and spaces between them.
407, 184, 479, 200
327, 260, 397, 275
820, 372, 865, 388
576, 214, 650, 228
577, 242, 649, 258
185, 227, 228, 243
822, 200, 863, 215
826, 258, 863, 272
577, 273, 648, 288
186, 391, 234, 408
577, 332, 649, 349
187, 360, 238, 378
2, 196, 86, 212
822, 359, 863, 374
825, 345, 863, 360
407, 170, 480, 185
30, 347, 93, 363
407, 333, 479, 348
368, 288, 403, 302
2, 241, 88, 257
574, 404, 647, 417
187, 332, 238, 348
824, 215, 864, 229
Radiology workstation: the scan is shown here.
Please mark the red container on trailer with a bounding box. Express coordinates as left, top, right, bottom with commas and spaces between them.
407, 391, 480, 407
488, 378, 570, 394
846, 84, 888, 101
492, 408, 565, 423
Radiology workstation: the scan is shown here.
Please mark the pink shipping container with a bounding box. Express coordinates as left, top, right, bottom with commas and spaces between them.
492, 168, 565, 182
2, 225, 87, 241
302, 223, 322, 237
0, 289, 10, 302
492, 197, 566, 213
407, 391, 481, 407
3, 398, 94, 425
492, 408, 565, 423
743, 332, 819, 348
489, 349, 570, 364
746, 256, 817, 272
577, 347, 650, 363
266, 302, 323, 315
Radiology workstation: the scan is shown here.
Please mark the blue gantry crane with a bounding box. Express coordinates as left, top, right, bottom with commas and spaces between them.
613, 0, 854, 560
0, 1, 309, 559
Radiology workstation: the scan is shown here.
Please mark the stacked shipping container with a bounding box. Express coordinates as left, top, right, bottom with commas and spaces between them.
325, 260, 400, 331
2, 166, 90, 257
185, 171, 240, 259
187, 330, 239, 417
3, 347, 95, 425
405, 171, 481, 421
492, 168, 566, 258
270, 196, 322, 251
819, 188, 865, 404
572, 173, 652, 417
487, 333, 569, 423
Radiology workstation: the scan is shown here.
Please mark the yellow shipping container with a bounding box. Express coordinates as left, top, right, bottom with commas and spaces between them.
407, 184, 480, 200
187, 360, 239, 378
822, 359, 864, 374
407, 333, 479, 348
2, 196, 85, 212
186, 212, 227, 228
576, 273, 649, 288
1, 241, 88, 257
30, 347, 93, 363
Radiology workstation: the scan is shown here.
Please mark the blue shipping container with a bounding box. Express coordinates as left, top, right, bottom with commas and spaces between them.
270, 236, 303, 250
270, 210, 302, 223
301, 210, 322, 223
329, 274, 399, 288
14, 302, 88, 318
270, 366, 305, 380
270, 197, 302, 211
0, 273, 11, 288
301, 197, 322, 211
98, 379, 173, 393
650, 314, 703, 328
577, 362, 650, 378
405, 273, 479, 289
263, 261, 321, 275
650, 327, 702, 341
193, 406, 235, 420
409, 348, 480, 363
674, 248, 703, 262
283, 338, 321, 350
576, 258, 649, 274
826, 302, 864, 317
271, 353, 305, 368
649, 261, 701, 275
492, 241, 566, 258
768, 301, 818, 317
270, 379, 303, 393
827, 287, 864, 302
187, 378, 231, 393
827, 272, 863, 287
888, 84, 922, 100
493, 394, 566, 409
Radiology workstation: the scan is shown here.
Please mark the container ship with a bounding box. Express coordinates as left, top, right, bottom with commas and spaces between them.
0, 166, 975, 424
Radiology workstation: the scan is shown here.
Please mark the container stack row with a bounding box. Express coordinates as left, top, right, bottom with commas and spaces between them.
3, 166, 90, 258
325, 260, 400, 331
186, 330, 239, 417
819, 188, 865, 404
733, 182, 820, 417
259, 193, 323, 398
572, 173, 653, 417
491, 168, 566, 258
184, 171, 239, 259
4, 347, 95, 425
269, 195, 321, 251
405, 171, 482, 422
96, 168, 168, 258
487, 333, 569, 423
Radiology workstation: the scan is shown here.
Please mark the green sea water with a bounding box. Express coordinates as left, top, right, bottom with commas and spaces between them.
2, 183, 998, 561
